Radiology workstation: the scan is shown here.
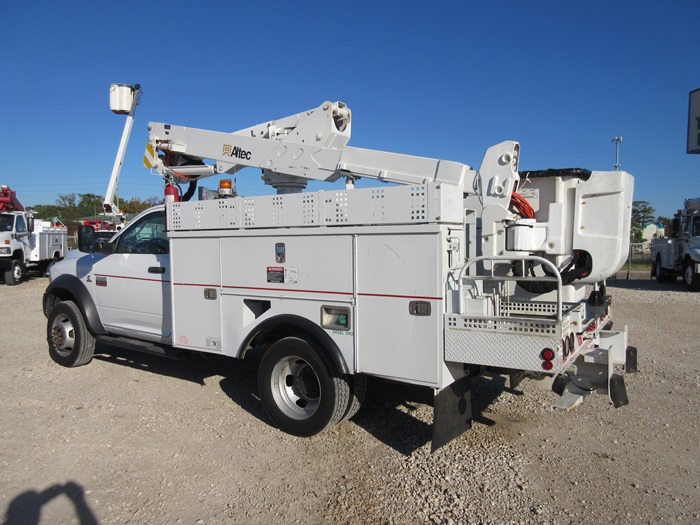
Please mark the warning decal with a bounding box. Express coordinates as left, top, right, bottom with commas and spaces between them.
267, 266, 285, 283
266, 266, 299, 284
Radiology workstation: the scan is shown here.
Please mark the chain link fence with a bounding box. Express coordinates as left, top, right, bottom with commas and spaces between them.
628, 242, 651, 265
615, 242, 651, 280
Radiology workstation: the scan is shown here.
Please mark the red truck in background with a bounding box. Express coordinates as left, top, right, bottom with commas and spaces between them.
83, 219, 115, 231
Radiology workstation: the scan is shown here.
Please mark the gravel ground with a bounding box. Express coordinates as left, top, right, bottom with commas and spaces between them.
1, 272, 699, 524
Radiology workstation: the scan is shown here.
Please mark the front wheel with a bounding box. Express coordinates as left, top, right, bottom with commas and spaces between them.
683, 260, 700, 292
47, 301, 96, 367
258, 337, 349, 437
4, 259, 24, 286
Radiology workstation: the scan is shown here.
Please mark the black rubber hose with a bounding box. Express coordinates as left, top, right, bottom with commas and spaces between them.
181, 181, 198, 202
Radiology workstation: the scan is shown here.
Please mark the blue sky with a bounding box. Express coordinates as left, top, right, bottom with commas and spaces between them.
1, 1, 698, 218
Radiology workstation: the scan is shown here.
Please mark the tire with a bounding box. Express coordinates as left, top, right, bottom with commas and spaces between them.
339, 374, 367, 422
47, 301, 96, 367
258, 337, 350, 437
654, 255, 675, 284
683, 259, 700, 292
4, 259, 24, 286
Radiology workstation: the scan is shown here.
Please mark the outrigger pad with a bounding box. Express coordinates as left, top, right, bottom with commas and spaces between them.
432, 375, 473, 453
609, 374, 629, 408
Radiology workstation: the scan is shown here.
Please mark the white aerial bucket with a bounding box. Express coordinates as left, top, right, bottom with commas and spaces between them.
109, 84, 134, 114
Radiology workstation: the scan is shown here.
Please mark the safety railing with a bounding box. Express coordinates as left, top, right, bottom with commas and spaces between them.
457, 255, 563, 321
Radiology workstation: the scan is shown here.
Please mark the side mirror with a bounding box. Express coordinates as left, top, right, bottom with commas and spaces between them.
671, 218, 681, 239
94, 240, 114, 253
77, 225, 96, 253
27, 216, 35, 233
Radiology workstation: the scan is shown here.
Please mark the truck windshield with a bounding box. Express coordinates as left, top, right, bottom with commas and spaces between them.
0, 214, 13, 232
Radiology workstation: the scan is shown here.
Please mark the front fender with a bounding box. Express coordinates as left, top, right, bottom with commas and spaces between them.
686, 245, 700, 263
43, 274, 106, 335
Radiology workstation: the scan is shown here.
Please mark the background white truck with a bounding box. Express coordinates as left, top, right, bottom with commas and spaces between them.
44, 95, 637, 450
651, 196, 700, 291
0, 185, 67, 285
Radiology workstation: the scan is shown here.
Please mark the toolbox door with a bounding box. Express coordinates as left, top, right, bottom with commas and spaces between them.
355, 232, 443, 386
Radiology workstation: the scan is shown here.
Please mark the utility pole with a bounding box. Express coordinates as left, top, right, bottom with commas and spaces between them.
612, 136, 622, 170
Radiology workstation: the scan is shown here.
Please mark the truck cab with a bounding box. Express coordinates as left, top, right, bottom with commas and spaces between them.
45, 206, 171, 344
0, 210, 34, 285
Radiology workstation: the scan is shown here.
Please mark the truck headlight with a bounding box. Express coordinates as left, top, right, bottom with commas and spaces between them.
0, 247, 10, 255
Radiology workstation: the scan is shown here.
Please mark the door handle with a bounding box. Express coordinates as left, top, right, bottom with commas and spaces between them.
148, 266, 166, 274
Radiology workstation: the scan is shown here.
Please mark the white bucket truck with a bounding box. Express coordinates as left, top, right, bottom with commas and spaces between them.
0, 185, 67, 285
44, 97, 637, 449
651, 197, 700, 291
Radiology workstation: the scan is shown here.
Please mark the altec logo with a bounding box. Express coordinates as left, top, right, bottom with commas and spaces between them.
222, 144, 252, 160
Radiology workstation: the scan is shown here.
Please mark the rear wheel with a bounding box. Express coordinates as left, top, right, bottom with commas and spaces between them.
47, 301, 95, 367
4, 259, 24, 286
258, 337, 349, 437
683, 259, 700, 292
654, 255, 675, 284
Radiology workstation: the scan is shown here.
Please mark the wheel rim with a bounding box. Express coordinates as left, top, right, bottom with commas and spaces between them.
685, 265, 693, 286
270, 355, 321, 420
50, 314, 75, 357
12, 263, 21, 280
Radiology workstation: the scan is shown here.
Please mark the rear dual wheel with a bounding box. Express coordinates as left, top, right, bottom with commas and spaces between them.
258, 337, 359, 437
654, 255, 675, 284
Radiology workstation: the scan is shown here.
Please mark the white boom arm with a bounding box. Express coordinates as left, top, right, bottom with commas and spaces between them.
104, 84, 141, 219
144, 101, 511, 195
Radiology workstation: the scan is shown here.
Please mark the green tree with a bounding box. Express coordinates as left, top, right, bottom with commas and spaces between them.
631, 201, 656, 243
77, 193, 104, 219
120, 196, 161, 215
30, 193, 160, 227
655, 215, 671, 231
33, 204, 62, 221
55, 193, 79, 225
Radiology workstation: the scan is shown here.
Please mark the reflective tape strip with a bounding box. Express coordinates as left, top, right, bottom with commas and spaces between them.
144, 141, 156, 168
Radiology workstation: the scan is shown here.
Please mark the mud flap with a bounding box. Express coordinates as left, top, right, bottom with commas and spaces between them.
432, 375, 472, 453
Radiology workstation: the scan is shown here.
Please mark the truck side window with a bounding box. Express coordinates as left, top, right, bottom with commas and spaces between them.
15, 216, 26, 233
115, 211, 168, 254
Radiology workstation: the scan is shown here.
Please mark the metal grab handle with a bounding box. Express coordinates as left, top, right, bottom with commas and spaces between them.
457, 255, 563, 320
148, 266, 166, 274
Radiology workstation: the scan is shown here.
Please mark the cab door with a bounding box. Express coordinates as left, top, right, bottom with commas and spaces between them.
90, 209, 172, 343
13, 215, 31, 263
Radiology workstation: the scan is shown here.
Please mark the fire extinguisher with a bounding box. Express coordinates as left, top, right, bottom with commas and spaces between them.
164, 184, 179, 203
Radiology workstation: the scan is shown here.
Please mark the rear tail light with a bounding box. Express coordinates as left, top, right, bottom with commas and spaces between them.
541, 348, 555, 361
541, 347, 555, 370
